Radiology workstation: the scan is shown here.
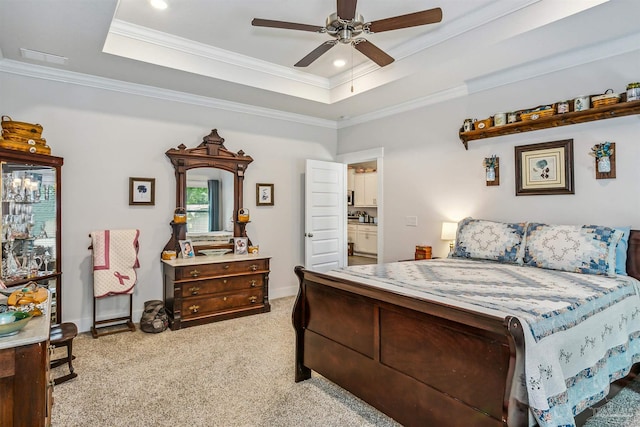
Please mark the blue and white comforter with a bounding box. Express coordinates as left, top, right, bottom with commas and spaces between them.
326, 258, 640, 427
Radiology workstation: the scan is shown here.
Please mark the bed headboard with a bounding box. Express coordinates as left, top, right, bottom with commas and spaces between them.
628, 230, 640, 281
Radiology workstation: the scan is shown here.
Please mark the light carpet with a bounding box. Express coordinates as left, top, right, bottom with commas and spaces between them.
51, 296, 640, 426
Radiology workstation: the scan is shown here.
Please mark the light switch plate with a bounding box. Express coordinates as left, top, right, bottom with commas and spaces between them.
405, 216, 417, 227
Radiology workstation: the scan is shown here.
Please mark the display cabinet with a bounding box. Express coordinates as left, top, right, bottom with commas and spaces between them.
0, 148, 63, 324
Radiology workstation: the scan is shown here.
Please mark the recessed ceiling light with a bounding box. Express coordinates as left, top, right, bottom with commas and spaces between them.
150, 0, 168, 10
333, 59, 346, 68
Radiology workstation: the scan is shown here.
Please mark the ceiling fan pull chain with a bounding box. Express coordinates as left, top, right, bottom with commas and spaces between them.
351, 47, 354, 93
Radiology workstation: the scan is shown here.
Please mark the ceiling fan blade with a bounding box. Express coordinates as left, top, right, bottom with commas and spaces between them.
251, 18, 323, 33
367, 7, 443, 33
353, 40, 394, 67
337, 0, 358, 21
295, 41, 338, 67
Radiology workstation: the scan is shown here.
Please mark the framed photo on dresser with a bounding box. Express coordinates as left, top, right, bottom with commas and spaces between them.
234, 237, 248, 255
179, 239, 194, 258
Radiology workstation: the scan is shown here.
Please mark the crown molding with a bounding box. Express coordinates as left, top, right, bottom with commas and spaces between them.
109, 19, 329, 90
0, 59, 337, 129
339, 29, 640, 128
466, 30, 640, 94
338, 85, 469, 129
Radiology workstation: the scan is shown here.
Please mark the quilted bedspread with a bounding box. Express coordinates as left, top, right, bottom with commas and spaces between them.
326, 258, 640, 427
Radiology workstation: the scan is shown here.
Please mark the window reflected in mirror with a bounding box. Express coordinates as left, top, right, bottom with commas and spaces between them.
185, 168, 234, 233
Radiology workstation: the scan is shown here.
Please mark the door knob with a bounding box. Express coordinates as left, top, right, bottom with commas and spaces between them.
305, 233, 314, 237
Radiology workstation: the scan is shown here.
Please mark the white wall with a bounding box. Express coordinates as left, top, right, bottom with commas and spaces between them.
0, 73, 337, 331
338, 50, 640, 261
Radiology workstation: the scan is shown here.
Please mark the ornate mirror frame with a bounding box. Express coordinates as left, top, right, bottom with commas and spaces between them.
163, 129, 253, 253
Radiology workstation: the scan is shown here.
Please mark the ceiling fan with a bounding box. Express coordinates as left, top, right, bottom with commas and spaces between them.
251, 0, 443, 68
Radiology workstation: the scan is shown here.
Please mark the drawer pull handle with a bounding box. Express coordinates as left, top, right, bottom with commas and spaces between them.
250, 280, 256, 288
250, 264, 258, 271
189, 269, 200, 278
223, 296, 227, 301
223, 279, 227, 284
249, 296, 258, 304
224, 264, 230, 269
189, 286, 200, 295
189, 305, 200, 313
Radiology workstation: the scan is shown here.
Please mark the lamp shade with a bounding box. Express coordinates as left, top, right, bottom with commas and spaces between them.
441, 222, 458, 241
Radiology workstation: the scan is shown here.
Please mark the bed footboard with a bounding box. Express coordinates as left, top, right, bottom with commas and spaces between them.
293, 266, 528, 427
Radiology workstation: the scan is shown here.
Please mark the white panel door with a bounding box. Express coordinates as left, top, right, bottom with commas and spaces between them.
305, 160, 346, 272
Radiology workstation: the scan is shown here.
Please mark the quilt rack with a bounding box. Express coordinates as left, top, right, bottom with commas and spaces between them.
90, 294, 136, 338
88, 230, 139, 338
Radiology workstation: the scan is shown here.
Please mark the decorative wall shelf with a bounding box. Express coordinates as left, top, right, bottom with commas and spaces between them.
459, 100, 640, 149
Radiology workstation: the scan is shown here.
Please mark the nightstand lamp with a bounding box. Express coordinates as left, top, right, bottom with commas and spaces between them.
441, 222, 458, 253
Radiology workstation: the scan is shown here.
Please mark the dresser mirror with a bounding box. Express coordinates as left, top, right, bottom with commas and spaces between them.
164, 129, 253, 254
185, 168, 234, 233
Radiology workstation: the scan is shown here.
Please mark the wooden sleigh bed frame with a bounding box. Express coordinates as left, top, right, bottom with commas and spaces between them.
292, 230, 640, 427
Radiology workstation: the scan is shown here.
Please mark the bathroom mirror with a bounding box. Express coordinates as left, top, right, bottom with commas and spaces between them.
164, 129, 253, 254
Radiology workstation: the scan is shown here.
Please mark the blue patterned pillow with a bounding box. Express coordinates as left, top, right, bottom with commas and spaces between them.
523, 223, 623, 276
452, 217, 527, 264
614, 226, 631, 275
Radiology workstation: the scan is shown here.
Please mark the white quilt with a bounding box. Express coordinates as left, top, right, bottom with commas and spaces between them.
90, 229, 140, 298
326, 258, 640, 427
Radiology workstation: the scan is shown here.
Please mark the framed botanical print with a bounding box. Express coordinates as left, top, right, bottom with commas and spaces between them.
515, 139, 574, 196
256, 183, 274, 206
129, 177, 155, 205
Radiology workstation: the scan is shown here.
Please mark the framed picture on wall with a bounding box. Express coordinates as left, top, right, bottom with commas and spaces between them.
129, 177, 155, 205
256, 183, 274, 206
515, 139, 574, 196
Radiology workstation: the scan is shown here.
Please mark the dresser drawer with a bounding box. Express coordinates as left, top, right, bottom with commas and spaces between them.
180, 274, 264, 297
181, 289, 264, 317
175, 258, 269, 280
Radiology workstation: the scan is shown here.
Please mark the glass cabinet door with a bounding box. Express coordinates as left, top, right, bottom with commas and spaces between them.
1, 158, 62, 322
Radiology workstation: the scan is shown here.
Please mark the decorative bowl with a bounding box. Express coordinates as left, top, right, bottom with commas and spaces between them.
199, 249, 232, 256
0, 311, 33, 337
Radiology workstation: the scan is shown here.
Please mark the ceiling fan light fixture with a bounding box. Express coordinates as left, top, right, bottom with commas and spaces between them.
333, 59, 346, 67
252, 2, 443, 68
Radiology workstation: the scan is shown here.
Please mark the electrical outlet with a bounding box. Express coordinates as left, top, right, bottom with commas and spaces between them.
405, 216, 418, 227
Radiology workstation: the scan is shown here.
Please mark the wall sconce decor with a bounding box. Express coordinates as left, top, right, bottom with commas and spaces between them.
441, 221, 458, 253
590, 142, 616, 180
483, 155, 500, 186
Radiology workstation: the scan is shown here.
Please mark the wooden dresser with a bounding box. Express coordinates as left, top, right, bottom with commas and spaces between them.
0, 296, 52, 427
162, 254, 271, 330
